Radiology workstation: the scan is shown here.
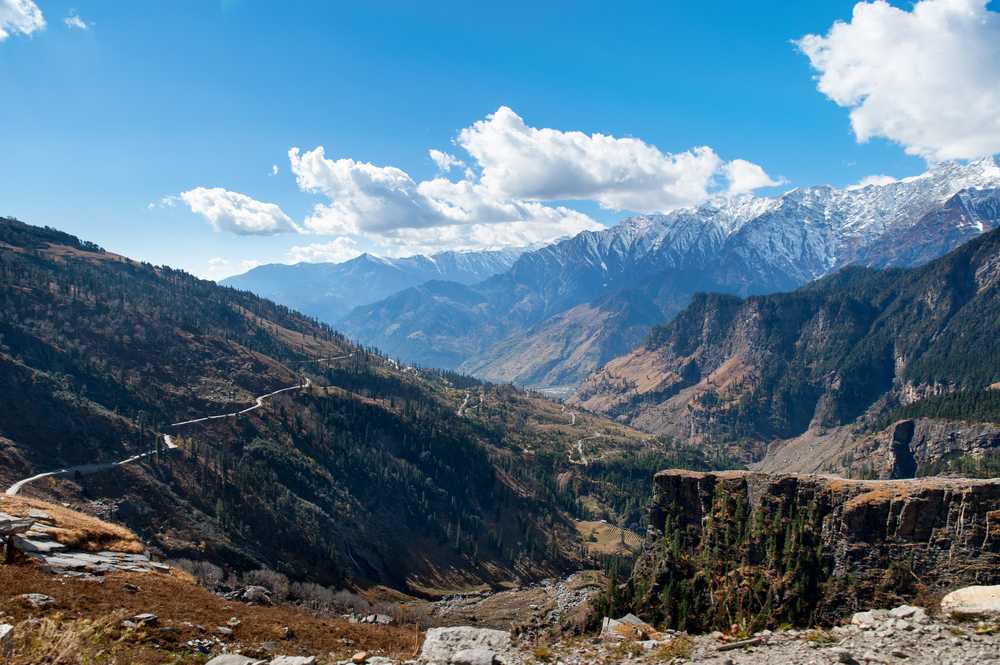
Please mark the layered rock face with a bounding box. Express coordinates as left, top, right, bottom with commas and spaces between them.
755, 417, 1000, 479
626, 470, 1000, 633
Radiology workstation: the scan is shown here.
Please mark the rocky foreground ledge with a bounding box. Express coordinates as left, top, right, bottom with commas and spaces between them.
624, 470, 1000, 632
190, 589, 1000, 664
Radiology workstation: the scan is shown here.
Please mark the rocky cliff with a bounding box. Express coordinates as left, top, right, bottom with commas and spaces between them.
756, 418, 1000, 479
623, 470, 1000, 633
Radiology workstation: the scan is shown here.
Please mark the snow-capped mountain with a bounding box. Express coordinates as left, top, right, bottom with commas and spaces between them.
221, 247, 522, 324
339, 158, 1000, 389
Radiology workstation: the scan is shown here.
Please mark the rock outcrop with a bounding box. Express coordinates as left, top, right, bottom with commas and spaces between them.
755, 417, 1000, 479
624, 470, 1000, 633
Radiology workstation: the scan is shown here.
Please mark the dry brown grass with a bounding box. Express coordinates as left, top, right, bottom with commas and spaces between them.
7, 612, 168, 665
649, 634, 694, 661
0, 496, 144, 553
0, 564, 421, 664
575, 520, 642, 555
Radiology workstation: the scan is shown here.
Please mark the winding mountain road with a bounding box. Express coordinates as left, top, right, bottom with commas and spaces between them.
568, 434, 602, 466
457, 391, 471, 417
5, 353, 352, 496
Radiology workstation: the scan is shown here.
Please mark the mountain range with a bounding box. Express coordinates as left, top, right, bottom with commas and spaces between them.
0, 217, 720, 593
573, 223, 1000, 472
336, 157, 1000, 392
221, 248, 522, 324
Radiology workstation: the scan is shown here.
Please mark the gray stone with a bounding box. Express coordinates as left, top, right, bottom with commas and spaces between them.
11, 535, 65, 553
941, 585, 1000, 619
205, 656, 266, 665
450, 648, 496, 665
0, 624, 13, 659
132, 613, 158, 625
419, 627, 511, 664
851, 609, 889, 627
889, 605, 921, 619
242, 585, 272, 604
17, 593, 56, 609
269, 657, 317, 665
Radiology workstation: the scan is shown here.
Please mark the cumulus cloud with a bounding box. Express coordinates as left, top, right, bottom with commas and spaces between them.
373, 217, 598, 257
183, 107, 774, 254
455, 106, 779, 212
846, 174, 898, 190
797, 0, 1000, 161
288, 145, 599, 246
429, 149, 465, 172
724, 159, 785, 194
0, 0, 45, 41
64, 11, 89, 30
270, 164, 279, 176
180, 187, 300, 235
287, 237, 362, 264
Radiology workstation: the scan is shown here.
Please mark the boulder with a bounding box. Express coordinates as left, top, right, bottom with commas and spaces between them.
940, 585, 1000, 619
451, 647, 497, 665
850, 609, 888, 627
419, 627, 511, 664
888, 605, 928, 622
0, 624, 13, 659
600, 614, 661, 641
132, 613, 158, 626
242, 586, 272, 604
17, 593, 56, 609
270, 657, 317, 665
205, 656, 266, 665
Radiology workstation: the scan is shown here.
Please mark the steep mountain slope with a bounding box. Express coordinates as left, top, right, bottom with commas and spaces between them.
572, 225, 1000, 468
0, 217, 688, 594
340, 158, 1000, 390
222, 248, 521, 323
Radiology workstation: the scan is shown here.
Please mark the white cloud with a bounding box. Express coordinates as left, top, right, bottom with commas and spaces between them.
270, 164, 279, 176
287, 237, 362, 264
287, 145, 599, 247
0, 0, 45, 41
63, 11, 89, 30
455, 106, 779, 212
289, 147, 442, 234
180, 187, 300, 235
724, 159, 785, 194
147, 194, 180, 210
372, 216, 598, 257
184, 107, 773, 254
429, 149, 465, 172
846, 174, 898, 190
796, 0, 1000, 161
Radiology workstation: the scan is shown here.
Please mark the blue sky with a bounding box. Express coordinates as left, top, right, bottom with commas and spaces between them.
2, 1, 999, 278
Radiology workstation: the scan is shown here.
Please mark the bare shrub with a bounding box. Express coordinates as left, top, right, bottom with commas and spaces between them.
167, 558, 224, 588
243, 568, 290, 601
